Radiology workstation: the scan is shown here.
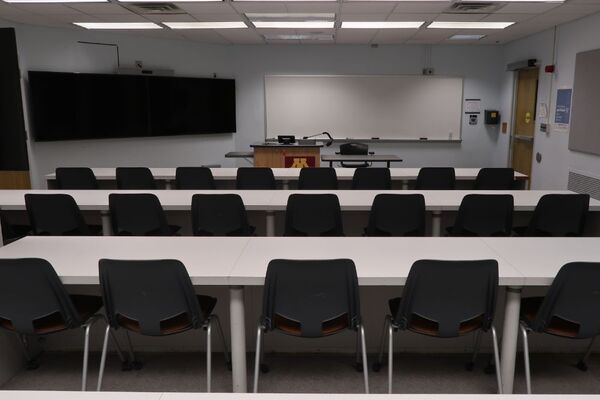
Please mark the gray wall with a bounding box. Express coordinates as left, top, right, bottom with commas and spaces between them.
1, 20, 507, 188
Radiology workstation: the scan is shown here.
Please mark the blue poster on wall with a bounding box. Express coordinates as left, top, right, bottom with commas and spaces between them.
555, 88, 572, 124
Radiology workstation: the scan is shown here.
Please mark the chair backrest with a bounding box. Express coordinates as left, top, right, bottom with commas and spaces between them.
284, 194, 343, 236
366, 194, 425, 236
451, 194, 514, 237
0, 258, 80, 334
109, 193, 171, 236
191, 194, 252, 236
339, 142, 368, 155
415, 167, 456, 190
395, 259, 498, 338
236, 168, 276, 190
116, 167, 156, 190
99, 259, 202, 336
261, 259, 360, 337
298, 168, 338, 190
55, 167, 98, 190
474, 168, 515, 190
25, 194, 90, 235
531, 262, 600, 339
175, 167, 216, 190
526, 194, 590, 236
0, 211, 19, 243
352, 168, 391, 190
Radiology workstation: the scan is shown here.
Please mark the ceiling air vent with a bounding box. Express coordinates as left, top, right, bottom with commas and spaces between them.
446, 2, 504, 14
126, 3, 184, 14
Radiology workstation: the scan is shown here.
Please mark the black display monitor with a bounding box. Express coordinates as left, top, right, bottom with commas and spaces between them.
28, 71, 236, 141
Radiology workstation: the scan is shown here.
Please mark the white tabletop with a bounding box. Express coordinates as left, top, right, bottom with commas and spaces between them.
228, 237, 522, 286
0, 236, 250, 285
0, 392, 597, 400
45, 168, 528, 182
0, 190, 276, 211
1, 190, 597, 213
482, 237, 600, 286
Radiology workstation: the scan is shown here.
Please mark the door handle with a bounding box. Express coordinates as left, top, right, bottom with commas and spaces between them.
513, 135, 534, 142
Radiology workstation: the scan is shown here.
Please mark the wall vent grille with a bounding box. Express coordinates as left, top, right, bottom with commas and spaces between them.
568, 170, 600, 200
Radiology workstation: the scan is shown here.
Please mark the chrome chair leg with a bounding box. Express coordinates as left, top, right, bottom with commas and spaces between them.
388, 320, 394, 394
577, 336, 596, 371
96, 324, 111, 391
80, 315, 102, 391
491, 326, 502, 394
205, 318, 212, 393
211, 315, 231, 369
359, 324, 369, 394
253, 325, 264, 393
466, 330, 483, 371
520, 323, 532, 394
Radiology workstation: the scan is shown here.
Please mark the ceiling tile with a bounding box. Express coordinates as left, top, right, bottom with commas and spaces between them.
144, 13, 196, 22
341, 13, 391, 21
11, 4, 83, 15
175, 2, 237, 14
188, 13, 244, 21
231, 2, 288, 13
410, 27, 457, 40
434, 13, 488, 21
387, 13, 436, 22
95, 13, 149, 22
482, 13, 534, 23
179, 29, 230, 43
67, 3, 130, 14
545, 3, 600, 15
495, 2, 562, 14
390, 1, 450, 14
284, 2, 339, 13
372, 28, 415, 44
341, 2, 397, 14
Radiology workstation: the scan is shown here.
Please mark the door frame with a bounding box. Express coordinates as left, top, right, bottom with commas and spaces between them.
508, 67, 539, 188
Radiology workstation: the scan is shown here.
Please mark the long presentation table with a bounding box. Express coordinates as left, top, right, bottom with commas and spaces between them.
1, 392, 599, 400
321, 154, 404, 168
0, 236, 598, 394
45, 168, 529, 190
1, 189, 594, 243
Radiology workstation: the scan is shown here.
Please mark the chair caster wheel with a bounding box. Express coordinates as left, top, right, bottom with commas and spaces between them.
372, 362, 382, 372
354, 362, 363, 372
226, 362, 232, 371
121, 361, 133, 371
465, 361, 475, 371
576, 361, 588, 372
260, 363, 269, 373
25, 360, 40, 370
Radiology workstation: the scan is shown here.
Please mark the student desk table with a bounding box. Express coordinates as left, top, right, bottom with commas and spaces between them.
2, 236, 598, 393
1, 392, 599, 399
1, 190, 595, 243
45, 168, 529, 190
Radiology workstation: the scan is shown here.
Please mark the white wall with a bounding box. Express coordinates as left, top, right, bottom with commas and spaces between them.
0, 19, 508, 187
501, 12, 600, 190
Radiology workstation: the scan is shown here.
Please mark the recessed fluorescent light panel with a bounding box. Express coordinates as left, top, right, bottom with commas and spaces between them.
342, 21, 424, 29
4, 0, 105, 3
164, 22, 247, 29
252, 21, 335, 29
449, 34, 486, 40
73, 22, 162, 29
428, 21, 514, 29
246, 13, 335, 20
264, 34, 334, 41
461, 0, 562, 2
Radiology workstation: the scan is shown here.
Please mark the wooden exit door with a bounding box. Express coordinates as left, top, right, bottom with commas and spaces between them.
510, 68, 538, 179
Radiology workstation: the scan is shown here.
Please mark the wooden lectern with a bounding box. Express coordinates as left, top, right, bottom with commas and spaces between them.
251, 143, 323, 168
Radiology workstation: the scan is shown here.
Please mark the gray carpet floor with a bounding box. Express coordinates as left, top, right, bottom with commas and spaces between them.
3, 352, 600, 394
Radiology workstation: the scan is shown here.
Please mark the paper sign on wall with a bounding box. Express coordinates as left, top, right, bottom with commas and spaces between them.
555, 89, 572, 126
464, 99, 481, 114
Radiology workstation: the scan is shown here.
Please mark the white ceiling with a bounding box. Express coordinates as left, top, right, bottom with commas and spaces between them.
1, 0, 599, 45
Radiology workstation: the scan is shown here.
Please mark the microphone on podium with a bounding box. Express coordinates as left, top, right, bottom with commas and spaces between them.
302, 131, 333, 146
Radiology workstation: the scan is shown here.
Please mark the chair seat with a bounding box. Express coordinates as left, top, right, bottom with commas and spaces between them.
513, 226, 528, 236
521, 297, 579, 338
389, 297, 484, 337
0, 294, 102, 335
118, 295, 217, 336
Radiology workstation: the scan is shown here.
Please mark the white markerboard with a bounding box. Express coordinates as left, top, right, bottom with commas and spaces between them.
265, 75, 463, 142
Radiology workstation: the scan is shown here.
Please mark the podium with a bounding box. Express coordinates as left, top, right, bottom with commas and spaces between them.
250, 142, 323, 168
